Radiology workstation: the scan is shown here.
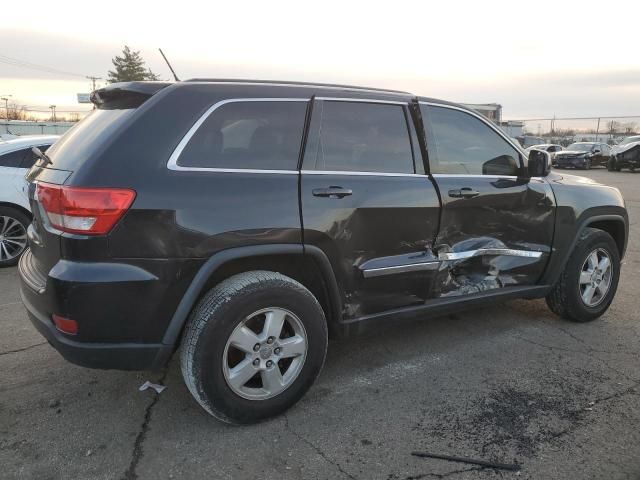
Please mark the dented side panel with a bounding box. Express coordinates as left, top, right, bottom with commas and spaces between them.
301, 174, 441, 319
430, 176, 555, 297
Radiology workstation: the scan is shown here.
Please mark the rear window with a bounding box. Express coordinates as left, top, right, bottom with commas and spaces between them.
176, 100, 307, 170
44, 109, 135, 172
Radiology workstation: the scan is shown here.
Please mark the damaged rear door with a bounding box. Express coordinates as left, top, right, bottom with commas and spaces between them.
420, 102, 555, 297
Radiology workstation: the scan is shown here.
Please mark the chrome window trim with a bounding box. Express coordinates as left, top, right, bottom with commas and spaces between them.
362, 261, 440, 278
438, 248, 543, 261
316, 96, 408, 105
419, 101, 528, 162
431, 173, 518, 179
167, 97, 309, 172
301, 170, 425, 178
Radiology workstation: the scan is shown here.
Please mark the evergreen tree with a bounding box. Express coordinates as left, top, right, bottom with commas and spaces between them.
107, 45, 160, 83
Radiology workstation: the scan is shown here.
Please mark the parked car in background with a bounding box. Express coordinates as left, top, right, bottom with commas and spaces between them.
554, 142, 611, 169
609, 135, 640, 171
517, 135, 546, 148
526, 144, 563, 164
0, 135, 59, 266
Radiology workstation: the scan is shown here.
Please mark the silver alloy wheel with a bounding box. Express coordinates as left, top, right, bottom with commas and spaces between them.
0, 216, 28, 262
222, 307, 307, 400
579, 248, 613, 307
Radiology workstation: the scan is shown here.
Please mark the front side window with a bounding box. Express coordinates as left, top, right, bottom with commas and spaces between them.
177, 100, 308, 170
423, 105, 521, 175
305, 100, 415, 174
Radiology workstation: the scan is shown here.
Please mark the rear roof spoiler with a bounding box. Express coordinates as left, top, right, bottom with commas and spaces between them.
91, 82, 173, 109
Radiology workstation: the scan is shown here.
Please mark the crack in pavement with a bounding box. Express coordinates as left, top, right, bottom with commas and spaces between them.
283, 414, 357, 480
405, 466, 484, 479
121, 370, 168, 480
0, 341, 47, 356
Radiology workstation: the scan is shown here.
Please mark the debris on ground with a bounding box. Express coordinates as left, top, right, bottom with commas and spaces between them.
139, 381, 166, 394
411, 451, 521, 471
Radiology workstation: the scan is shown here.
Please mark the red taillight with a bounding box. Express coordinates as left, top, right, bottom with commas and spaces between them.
52, 314, 78, 335
36, 182, 135, 235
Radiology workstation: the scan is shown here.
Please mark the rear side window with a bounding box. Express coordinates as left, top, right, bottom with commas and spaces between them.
0, 148, 28, 168
304, 101, 415, 174
424, 105, 521, 176
177, 100, 307, 170
21, 144, 50, 168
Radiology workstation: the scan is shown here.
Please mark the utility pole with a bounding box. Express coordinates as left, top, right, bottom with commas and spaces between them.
1, 95, 12, 120
86, 75, 101, 92
86, 76, 101, 110
49, 105, 56, 123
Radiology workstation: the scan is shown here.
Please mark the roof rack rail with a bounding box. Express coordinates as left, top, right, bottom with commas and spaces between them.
184, 78, 411, 95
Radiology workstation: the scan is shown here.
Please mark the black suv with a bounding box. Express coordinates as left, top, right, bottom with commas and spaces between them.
19, 80, 628, 424
554, 142, 612, 169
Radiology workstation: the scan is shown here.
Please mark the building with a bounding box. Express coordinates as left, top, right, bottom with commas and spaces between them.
463, 103, 502, 123
499, 120, 524, 138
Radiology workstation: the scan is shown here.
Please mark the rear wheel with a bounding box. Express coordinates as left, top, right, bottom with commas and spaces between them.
180, 270, 328, 424
0, 207, 30, 267
546, 228, 620, 322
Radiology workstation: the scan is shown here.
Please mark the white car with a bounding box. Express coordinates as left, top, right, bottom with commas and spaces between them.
0, 135, 59, 266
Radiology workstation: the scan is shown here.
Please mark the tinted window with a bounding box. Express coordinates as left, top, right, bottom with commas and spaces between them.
0, 148, 29, 168
424, 106, 521, 175
21, 144, 51, 168
306, 101, 414, 174
178, 101, 307, 170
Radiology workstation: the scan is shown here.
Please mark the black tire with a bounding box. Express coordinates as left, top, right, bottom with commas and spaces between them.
614, 157, 622, 172
546, 228, 620, 322
607, 157, 616, 172
180, 270, 328, 424
0, 206, 30, 267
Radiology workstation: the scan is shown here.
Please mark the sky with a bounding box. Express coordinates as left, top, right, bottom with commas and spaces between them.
1, 0, 639, 122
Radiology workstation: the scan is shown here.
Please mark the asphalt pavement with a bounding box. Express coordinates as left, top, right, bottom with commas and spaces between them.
1, 168, 639, 479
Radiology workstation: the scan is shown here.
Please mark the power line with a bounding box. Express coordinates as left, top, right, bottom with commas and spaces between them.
0, 53, 90, 79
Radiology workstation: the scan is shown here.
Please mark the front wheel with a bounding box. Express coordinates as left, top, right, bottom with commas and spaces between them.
180, 270, 328, 424
607, 157, 616, 172
546, 228, 620, 322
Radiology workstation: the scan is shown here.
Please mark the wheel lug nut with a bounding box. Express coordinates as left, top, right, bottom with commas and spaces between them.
253, 359, 260, 367
266, 360, 273, 368
253, 343, 260, 352
267, 337, 275, 344
274, 347, 281, 355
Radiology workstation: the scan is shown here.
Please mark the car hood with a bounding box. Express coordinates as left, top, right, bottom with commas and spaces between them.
612, 141, 640, 154
546, 171, 625, 209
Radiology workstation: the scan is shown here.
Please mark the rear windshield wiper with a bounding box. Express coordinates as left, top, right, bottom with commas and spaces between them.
32, 146, 52, 166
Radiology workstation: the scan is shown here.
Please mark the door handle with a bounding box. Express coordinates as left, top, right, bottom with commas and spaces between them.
312, 186, 353, 199
448, 187, 480, 199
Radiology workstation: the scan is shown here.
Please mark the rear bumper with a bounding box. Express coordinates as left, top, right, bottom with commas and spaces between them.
21, 289, 170, 370
18, 249, 178, 371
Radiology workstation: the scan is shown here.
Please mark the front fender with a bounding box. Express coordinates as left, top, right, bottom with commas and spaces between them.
541, 173, 628, 285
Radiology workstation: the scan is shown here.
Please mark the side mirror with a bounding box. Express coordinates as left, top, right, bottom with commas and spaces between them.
592, 148, 601, 154
528, 149, 551, 177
